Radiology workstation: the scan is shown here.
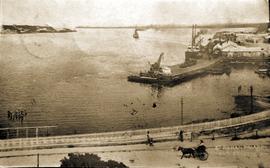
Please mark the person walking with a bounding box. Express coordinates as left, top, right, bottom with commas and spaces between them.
238, 85, 242, 95
147, 131, 154, 146
179, 130, 184, 142
7, 111, 11, 120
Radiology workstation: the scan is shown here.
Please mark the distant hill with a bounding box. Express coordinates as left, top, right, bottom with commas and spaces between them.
1, 25, 76, 34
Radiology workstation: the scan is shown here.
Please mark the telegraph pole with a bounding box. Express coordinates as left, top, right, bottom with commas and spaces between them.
250, 85, 253, 114
180, 97, 183, 125
37, 153, 39, 167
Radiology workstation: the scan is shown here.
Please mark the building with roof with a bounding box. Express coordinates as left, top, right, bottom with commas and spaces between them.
213, 41, 264, 58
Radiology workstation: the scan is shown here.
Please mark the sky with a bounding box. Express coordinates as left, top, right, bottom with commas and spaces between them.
0, 0, 269, 27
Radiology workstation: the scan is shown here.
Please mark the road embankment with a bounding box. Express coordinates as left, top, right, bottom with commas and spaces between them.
0, 110, 269, 152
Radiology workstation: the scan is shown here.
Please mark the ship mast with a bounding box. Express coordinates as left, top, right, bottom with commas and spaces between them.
191, 24, 198, 50
269, 0, 270, 29
191, 24, 196, 50
191, 25, 193, 49
0, 0, 2, 32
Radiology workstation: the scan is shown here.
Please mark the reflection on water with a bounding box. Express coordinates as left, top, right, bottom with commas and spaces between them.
0, 28, 269, 136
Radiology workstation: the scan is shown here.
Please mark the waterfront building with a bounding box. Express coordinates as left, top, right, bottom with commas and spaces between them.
213, 41, 264, 58
236, 33, 265, 44
213, 31, 237, 42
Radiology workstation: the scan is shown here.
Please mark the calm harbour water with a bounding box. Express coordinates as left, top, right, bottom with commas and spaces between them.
0, 28, 269, 136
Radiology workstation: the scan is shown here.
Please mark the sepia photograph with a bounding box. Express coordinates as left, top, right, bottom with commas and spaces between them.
0, 0, 270, 167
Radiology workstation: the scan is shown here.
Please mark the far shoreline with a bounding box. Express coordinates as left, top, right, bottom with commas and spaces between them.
76, 22, 268, 29
1, 25, 76, 34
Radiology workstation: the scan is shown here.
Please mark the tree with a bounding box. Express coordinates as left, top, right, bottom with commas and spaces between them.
60, 153, 128, 168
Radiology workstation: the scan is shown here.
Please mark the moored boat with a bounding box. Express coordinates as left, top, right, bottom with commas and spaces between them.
133, 29, 139, 39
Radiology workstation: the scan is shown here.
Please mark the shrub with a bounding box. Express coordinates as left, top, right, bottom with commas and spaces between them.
60, 153, 128, 168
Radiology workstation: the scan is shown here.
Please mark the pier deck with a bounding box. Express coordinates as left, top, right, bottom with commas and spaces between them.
170, 58, 222, 75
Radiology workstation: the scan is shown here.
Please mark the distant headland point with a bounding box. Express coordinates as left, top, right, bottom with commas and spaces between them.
1, 25, 76, 34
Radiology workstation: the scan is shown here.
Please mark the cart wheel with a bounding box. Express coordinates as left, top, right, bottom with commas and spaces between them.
199, 151, 208, 161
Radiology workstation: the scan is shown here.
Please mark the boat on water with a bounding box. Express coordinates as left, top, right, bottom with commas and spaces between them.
255, 64, 270, 77
128, 53, 173, 84
127, 52, 224, 86
133, 29, 139, 39
255, 68, 269, 74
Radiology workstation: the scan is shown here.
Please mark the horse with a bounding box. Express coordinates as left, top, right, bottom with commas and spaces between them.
177, 146, 195, 159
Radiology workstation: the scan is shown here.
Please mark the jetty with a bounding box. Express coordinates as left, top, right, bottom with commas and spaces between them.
169, 58, 224, 85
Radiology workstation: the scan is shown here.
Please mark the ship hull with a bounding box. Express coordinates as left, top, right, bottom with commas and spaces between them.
127, 75, 171, 84
127, 58, 225, 86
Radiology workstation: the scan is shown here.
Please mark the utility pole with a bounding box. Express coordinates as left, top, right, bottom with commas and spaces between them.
234, 128, 238, 139
180, 97, 183, 125
36, 127, 39, 145
250, 85, 253, 114
16, 128, 19, 138
26, 128, 28, 138
6, 130, 9, 139
37, 153, 39, 167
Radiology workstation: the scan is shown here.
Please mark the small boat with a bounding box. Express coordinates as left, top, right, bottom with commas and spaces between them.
127, 53, 172, 85
255, 68, 269, 74
255, 65, 270, 77
133, 29, 139, 39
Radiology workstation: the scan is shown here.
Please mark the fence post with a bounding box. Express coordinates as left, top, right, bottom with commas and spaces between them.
26, 128, 28, 138
234, 128, 238, 139
6, 130, 9, 139
212, 131, 215, 140
36, 128, 39, 145
16, 128, 19, 138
